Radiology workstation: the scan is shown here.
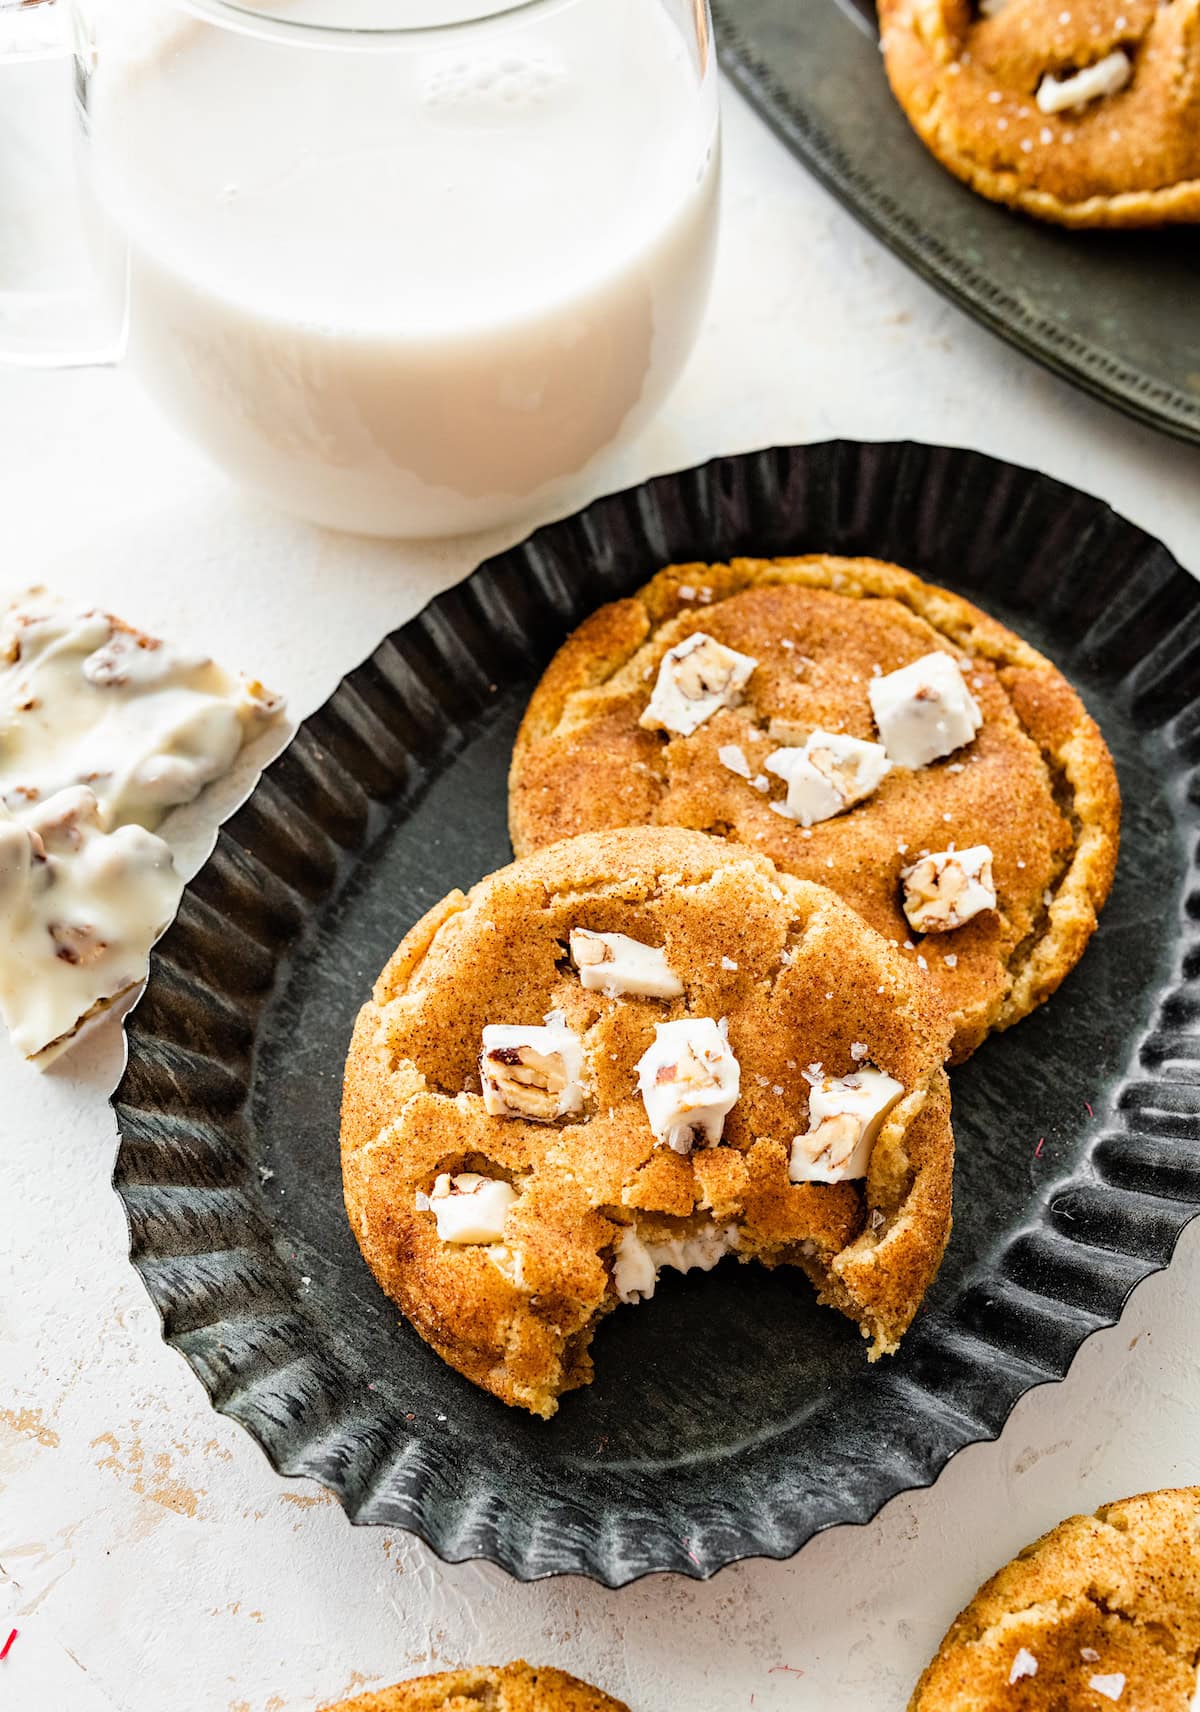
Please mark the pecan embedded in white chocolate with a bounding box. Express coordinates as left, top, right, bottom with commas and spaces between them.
480, 1012, 585, 1121
635, 1017, 740, 1154
425, 1172, 517, 1244
0, 786, 181, 1059
639, 632, 757, 737
902, 845, 996, 933
766, 730, 891, 827
569, 928, 683, 1000
0, 594, 285, 831
789, 1064, 903, 1184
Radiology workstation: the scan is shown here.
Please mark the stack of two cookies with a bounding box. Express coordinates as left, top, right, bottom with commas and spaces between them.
341, 555, 1120, 1418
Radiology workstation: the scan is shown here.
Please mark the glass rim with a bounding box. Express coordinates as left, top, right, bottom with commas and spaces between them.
177, 0, 569, 39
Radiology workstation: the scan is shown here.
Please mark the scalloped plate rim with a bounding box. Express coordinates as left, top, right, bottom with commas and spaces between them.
111, 436, 1200, 1586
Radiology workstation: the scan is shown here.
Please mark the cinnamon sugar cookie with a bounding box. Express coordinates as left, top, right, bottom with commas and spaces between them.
341, 828, 954, 1417
322, 1661, 629, 1712
910, 1487, 1200, 1710
879, 0, 1200, 228
508, 556, 1119, 1061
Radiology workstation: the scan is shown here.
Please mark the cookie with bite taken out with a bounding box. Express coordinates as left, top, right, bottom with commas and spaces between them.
341, 827, 954, 1417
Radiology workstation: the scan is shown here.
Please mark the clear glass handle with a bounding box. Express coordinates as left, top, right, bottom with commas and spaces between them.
0, 0, 126, 368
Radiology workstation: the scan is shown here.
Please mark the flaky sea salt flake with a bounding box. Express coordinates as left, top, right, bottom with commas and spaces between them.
1008, 1649, 1038, 1685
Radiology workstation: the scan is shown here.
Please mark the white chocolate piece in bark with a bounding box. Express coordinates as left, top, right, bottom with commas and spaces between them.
0, 594, 284, 831
569, 928, 683, 999
425, 1172, 517, 1244
479, 1012, 585, 1120
766, 730, 892, 826
903, 845, 997, 933
0, 785, 181, 1059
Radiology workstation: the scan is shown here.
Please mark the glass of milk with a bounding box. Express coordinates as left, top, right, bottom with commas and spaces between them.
0, 0, 721, 536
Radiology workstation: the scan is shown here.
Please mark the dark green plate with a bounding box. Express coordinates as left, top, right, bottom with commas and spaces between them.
713, 0, 1200, 447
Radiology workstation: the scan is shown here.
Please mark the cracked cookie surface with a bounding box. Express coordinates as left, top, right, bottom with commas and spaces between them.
910, 1486, 1200, 1709
508, 556, 1119, 1061
341, 828, 954, 1418
322, 1661, 629, 1712
879, 0, 1200, 227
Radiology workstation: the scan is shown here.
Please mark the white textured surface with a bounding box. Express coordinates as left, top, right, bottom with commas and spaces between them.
2, 62, 1200, 1712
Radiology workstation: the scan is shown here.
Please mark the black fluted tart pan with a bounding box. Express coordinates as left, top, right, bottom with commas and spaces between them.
114, 440, 1200, 1585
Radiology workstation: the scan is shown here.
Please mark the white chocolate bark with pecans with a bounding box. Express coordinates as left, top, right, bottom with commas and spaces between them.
0, 593, 283, 831
0, 786, 181, 1058
0, 590, 284, 1062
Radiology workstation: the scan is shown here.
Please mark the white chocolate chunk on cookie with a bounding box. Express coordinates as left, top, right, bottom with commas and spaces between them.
424, 1172, 517, 1244
868, 652, 982, 770
790, 1064, 903, 1184
480, 1011, 585, 1120
0, 594, 285, 831
612, 1220, 739, 1302
1037, 50, 1131, 114
639, 632, 757, 737
766, 730, 891, 827
902, 844, 996, 933
0, 786, 181, 1059
612, 1227, 658, 1301
636, 1017, 740, 1154
569, 928, 684, 1000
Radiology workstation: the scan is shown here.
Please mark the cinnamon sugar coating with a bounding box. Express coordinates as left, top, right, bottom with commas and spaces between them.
910, 1487, 1200, 1709
880, 0, 1200, 227
508, 556, 1120, 1061
322, 1661, 629, 1712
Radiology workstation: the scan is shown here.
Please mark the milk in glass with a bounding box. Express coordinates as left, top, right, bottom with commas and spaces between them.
85, 0, 720, 535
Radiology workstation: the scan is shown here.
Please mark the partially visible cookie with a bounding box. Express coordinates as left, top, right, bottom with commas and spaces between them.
342, 828, 954, 1417
879, 0, 1200, 228
910, 1487, 1200, 1710
321, 1661, 629, 1712
509, 556, 1120, 1061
